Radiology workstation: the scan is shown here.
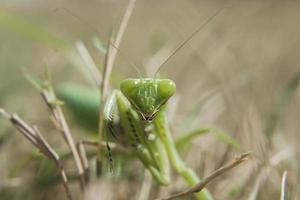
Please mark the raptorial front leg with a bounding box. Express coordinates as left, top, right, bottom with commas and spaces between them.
115, 91, 170, 185
154, 110, 213, 200
103, 91, 119, 173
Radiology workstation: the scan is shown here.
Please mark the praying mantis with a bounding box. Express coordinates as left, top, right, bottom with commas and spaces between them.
57, 5, 230, 200
0, 2, 247, 199
103, 78, 213, 200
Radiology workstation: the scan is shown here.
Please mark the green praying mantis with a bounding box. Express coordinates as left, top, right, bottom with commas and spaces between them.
103, 78, 213, 200
56, 6, 232, 200
58, 79, 214, 200
0, 3, 247, 200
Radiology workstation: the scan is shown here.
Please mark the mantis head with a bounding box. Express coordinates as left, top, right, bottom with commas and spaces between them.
120, 79, 176, 121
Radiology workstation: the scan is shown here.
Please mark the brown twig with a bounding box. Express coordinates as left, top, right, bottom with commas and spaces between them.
158, 152, 251, 200
97, 33, 114, 173
76, 140, 90, 181
41, 89, 86, 189
97, 0, 137, 168
0, 108, 73, 200
109, 0, 136, 69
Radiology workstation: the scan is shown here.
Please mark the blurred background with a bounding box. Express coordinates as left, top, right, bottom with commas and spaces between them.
0, 0, 299, 199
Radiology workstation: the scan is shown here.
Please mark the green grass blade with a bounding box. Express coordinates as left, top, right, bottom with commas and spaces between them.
92, 36, 107, 54
212, 129, 242, 150
175, 128, 211, 150
176, 128, 242, 151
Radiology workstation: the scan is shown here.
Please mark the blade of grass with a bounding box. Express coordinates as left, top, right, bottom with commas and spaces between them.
92, 36, 108, 54
280, 170, 288, 200
75, 41, 102, 86
175, 128, 242, 151
175, 128, 211, 150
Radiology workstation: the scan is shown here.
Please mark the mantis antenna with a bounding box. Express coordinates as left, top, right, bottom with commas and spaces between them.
111, 41, 144, 78
153, 5, 227, 79
53, 8, 144, 78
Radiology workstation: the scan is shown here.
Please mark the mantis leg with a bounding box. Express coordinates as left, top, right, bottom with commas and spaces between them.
104, 91, 119, 172
154, 109, 213, 200
114, 90, 170, 185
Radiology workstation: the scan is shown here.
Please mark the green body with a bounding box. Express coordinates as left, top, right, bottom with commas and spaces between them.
57, 79, 213, 200
103, 79, 213, 200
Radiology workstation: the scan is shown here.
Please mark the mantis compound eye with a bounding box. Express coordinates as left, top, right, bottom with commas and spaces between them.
157, 79, 176, 101
120, 79, 176, 120
120, 79, 139, 98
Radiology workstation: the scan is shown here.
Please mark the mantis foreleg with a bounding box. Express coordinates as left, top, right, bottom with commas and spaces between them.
105, 91, 170, 185
154, 109, 213, 200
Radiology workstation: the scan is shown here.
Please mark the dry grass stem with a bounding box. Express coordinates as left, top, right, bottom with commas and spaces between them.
97, 34, 114, 169
0, 108, 73, 200
77, 140, 90, 180
248, 148, 294, 200
109, 0, 136, 69
158, 152, 251, 200
98, 0, 136, 166
280, 170, 288, 200
75, 41, 102, 86
41, 89, 86, 189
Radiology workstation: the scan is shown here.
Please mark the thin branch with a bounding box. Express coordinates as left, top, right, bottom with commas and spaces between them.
10, 114, 39, 148
280, 170, 288, 200
158, 152, 251, 200
110, 0, 136, 69
0, 109, 73, 200
77, 140, 90, 181
0, 108, 11, 118
41, 89, 86, 189
97, 0, 137, 165
101, 0, 137, 102
97, 34, 114, 172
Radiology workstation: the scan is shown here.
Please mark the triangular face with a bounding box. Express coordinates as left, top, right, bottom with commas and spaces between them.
120, 78, 176, 121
